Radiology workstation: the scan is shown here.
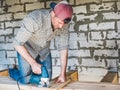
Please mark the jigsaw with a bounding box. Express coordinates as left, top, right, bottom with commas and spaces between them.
30, 65, 50, 88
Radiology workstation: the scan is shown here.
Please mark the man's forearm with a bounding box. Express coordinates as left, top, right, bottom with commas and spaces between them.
14, 45, 36, 65
14, 45, 42, 74
60, 49, 68, 76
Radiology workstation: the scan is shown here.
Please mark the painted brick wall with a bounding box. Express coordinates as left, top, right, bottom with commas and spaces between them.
0, 0, 120, 82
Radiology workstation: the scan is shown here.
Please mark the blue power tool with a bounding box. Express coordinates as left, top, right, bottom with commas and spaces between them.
29, 65, 50, 87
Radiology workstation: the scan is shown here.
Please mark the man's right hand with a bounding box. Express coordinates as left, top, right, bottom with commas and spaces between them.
31, 62, 42, 74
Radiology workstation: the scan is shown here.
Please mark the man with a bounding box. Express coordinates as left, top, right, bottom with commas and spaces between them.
9, 1, 73, 84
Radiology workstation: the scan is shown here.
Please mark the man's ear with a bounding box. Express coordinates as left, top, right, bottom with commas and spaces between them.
51, 10, 55, 17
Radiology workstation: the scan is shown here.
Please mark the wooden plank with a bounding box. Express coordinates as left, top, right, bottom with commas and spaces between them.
63, 81, 120, 90
51, 70, 78, 89
0, 70, 9, 76
101, 71, 119, 84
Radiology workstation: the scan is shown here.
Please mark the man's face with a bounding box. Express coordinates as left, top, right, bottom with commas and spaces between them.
51, 15, 65, 29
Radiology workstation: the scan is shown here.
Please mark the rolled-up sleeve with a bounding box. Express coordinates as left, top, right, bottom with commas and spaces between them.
13, 17, 37, 46
57, 24, 69, 50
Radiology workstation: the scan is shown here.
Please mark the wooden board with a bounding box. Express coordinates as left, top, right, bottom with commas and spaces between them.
101, 71, 119, 84
63, 81, 120, 90
0, 70, 9, 76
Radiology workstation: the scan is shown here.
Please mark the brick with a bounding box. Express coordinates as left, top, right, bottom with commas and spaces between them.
0, 65, 8, 71
0, 44, 5, 50
67, 58, 79, 66
0, 22, 4, 29
102, 0, 118, 1
107, 31, 119, 39
0, 7, 5, 14
69, 0, 74, 5
117, 40, 120, 48
75, 0, 100, 5
76, 13, 98, 21
0, 51, 6, 58
21, 0, 38, 3
73, 6, 87, 14
79, 40, 104, 48
14, 12, 27, 19
78, 33, 87, 41
14, 28, 19, 35
89, 22, 115, 30
6, 0, 19, 5
7, 58, 16, 64
25, 2, 44, 11
7, 51, 17, 58
4, 28, 13, 35
0, 13, 12, 21
91, 32, 103, 40
117, 21, 120, 32
81, 58, 105, 67
6, 36, 14, 43
5, 43, 14, 50
94, 49, 118, 57
0, 0, 5, 6
105, 40, 117, 48
52, 58, 61, 66
69, 33, 78, 49
106, 59, 117, 68
68, 50, 90, 57
0, 58, 15, 65
0, 29, 4, 35
0, 43, 14, 51
52, 58, 56, 66
8, 5, 24, 12
51, 50, 60, 58
69, 23, 75, 32
52, 66, 60, 78
5, 21, 21, 28
117, 2, 120, 11
79, 24, 88, 31
90, 2, 115, 12
0, 36, 4, 42
103, 12, 120, 20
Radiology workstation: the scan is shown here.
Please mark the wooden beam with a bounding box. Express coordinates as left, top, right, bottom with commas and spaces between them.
63, 81, 120, 90
101, 71, 119, 84
0, 70, 8, 76
51, 70, 78, 89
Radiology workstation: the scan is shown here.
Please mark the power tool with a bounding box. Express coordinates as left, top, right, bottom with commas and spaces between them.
29, 64, 50, 87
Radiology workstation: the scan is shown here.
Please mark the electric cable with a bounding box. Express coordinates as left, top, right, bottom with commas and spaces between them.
16, 74, 30, 90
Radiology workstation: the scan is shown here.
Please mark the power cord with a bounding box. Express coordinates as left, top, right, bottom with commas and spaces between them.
16, 74, 30, 90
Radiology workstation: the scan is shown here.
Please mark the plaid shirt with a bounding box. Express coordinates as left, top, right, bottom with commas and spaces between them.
13, 9, 69, 60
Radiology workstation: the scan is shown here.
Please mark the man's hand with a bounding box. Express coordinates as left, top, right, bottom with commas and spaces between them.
31, 62, 42, 74
56, 75, 66, 83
